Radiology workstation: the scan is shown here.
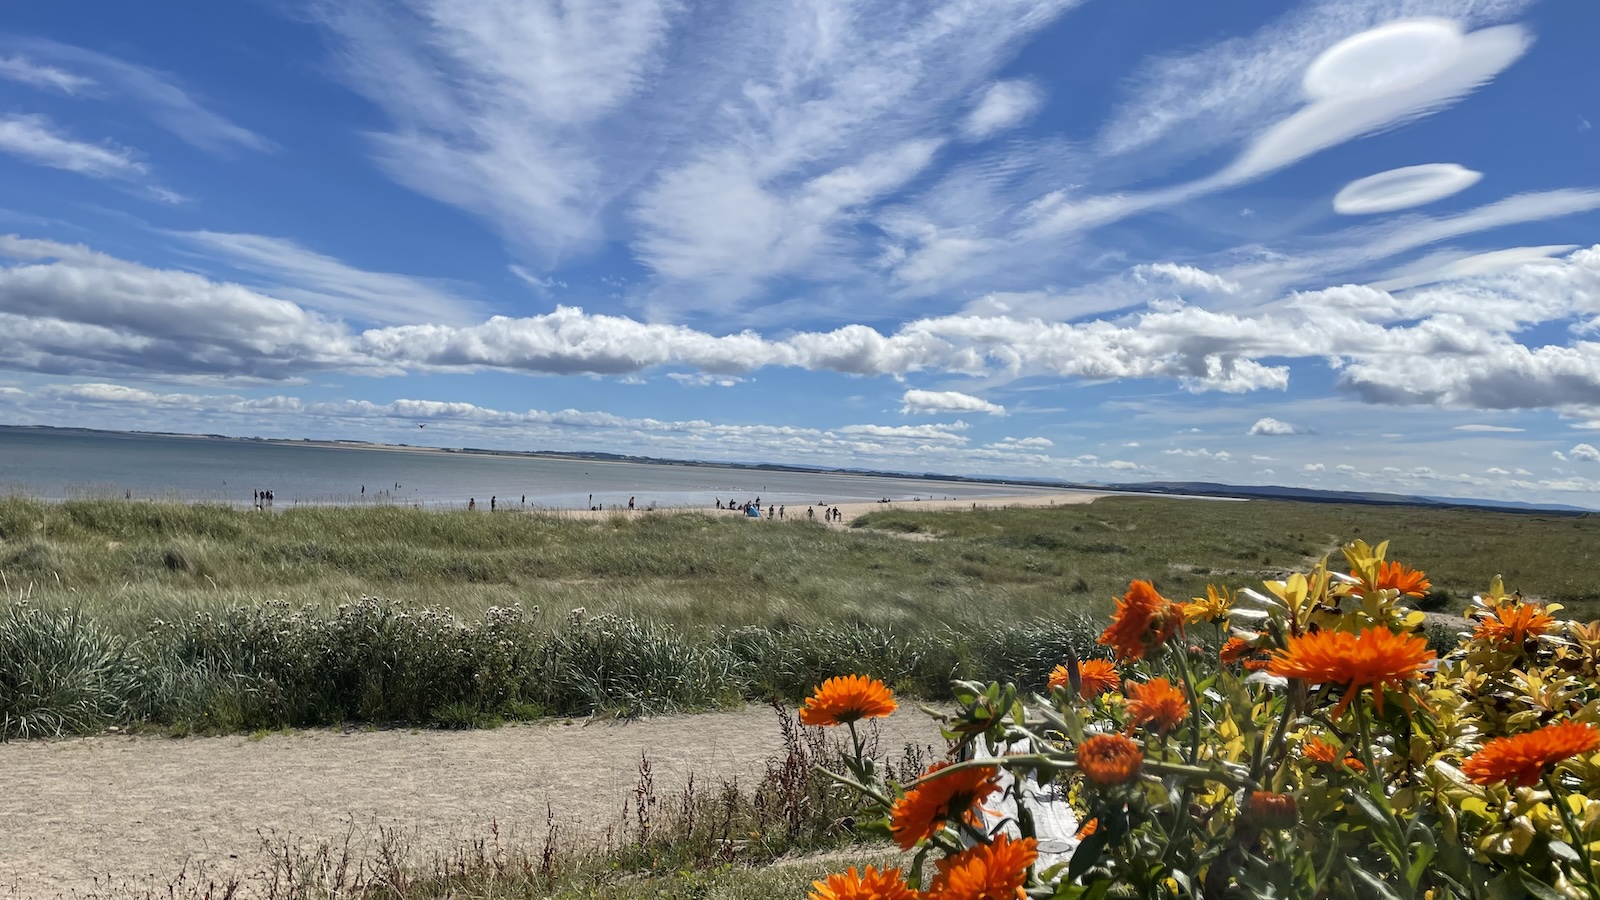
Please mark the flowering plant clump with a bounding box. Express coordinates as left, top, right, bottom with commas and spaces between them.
803, 540, 1600, 899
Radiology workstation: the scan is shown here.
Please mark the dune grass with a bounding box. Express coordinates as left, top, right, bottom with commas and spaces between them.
1, 495, 1595, 737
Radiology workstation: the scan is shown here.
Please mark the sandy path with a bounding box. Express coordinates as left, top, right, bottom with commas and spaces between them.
0, 706, 946, 899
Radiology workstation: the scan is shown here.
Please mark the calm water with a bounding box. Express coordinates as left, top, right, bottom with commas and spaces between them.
0, 428, 1085, 510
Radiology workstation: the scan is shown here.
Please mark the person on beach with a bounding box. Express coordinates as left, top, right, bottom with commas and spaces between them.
768, 504, 774, 519
807, 506, 814, 520
491, 496, 497, 511
469, 498, 476, 511
629, 496, 635, 510
779, 505, 785, 520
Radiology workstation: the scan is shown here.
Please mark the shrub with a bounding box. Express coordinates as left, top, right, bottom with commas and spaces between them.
807, 540, 1600, 900
0, 602, 135, 739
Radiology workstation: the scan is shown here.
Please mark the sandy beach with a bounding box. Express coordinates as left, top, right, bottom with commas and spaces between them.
532, 490, 1110, 522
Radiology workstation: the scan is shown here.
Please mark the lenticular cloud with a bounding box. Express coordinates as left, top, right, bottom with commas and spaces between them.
1334, 163, 1483, 215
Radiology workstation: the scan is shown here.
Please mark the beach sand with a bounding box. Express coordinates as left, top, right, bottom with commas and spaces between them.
529, 490, 1109, 523
0, 706, 945, 899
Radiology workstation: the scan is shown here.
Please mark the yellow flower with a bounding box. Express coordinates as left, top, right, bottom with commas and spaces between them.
1183, 584, 1233, 625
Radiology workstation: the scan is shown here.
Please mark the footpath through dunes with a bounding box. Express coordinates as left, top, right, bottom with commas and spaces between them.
0, 705, 946, 899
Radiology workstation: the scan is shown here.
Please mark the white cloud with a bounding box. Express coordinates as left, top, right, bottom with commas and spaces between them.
1370, 244, 1578, 292
1029, 17, 1530, 239
4, 39, 269, 153
1303, 463, 1326, 472
1453, 423, 1524, 432
839, 422, 970, 443
1228, 20, 1528, 182
1553, 450, 1568, 461
1333, 163, 1482, 214
1164, 447, 1233, 460
963, 80, 1045, 139
1134, 263, 1239, 294
178, 231, 488, 326
0, 54, 95, 94
1486, 466, 1509, 474
1097, 0, 1531, 162
994, 436, 1053, 448
313, 0, 1080, 300
6, 235, 1600, 427
1572, 443, 1600, 463
666, 372, 743, 388
0, 115, 145, 179
1249, 417, 1311, 436
901, 389, 1006, 416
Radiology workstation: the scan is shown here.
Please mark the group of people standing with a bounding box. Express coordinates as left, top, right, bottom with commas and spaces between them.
252, 489, 274, 509
712, 497, 844, 524
810, 505, 842, 523
716, 497, 785, 519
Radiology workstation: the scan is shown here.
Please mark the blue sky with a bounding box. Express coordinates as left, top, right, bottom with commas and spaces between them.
1, 0, 1598, 504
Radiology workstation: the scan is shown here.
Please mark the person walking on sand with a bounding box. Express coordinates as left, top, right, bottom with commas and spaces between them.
768, 504, 774, 519
491, 496, 497, 511
629, 496, 635, 510
469, 498, 476, 511
807, 506, 813, 520
779, 505, 785, 520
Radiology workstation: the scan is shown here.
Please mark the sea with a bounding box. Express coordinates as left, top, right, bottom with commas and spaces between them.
0, 427, 1088, 511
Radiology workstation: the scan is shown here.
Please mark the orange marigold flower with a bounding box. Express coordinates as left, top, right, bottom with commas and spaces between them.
799, 675, 897, 726
809, 865, 919, 900
1077, 733, 1144, 786
1124, 677, 1189, 736
1220, 636, 1250, 664
1059, 658, 1121, 699
890, 762, 1002, 850
1302, 737, 1365, 772
1098, 580, 1184, 661
1462, 721, 1600, 788
1353, 560, 1431, 598
1049, 659, 1120, 698
1267, 626, 1435, 717
1475, 603, 1557, 648
1246, 791, 1298, 829
926, 833, 1037, 900
1074, 817, 1098, 840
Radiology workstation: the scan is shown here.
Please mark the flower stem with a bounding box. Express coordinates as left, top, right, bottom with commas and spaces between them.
1351, 698, 1414, 900
1547, 772, 1600, 900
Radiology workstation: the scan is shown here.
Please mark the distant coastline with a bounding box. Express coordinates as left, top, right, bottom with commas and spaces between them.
1, 423, 1591, 515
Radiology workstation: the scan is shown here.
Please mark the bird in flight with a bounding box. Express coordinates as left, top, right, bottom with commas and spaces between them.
419, 423, 427, 428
